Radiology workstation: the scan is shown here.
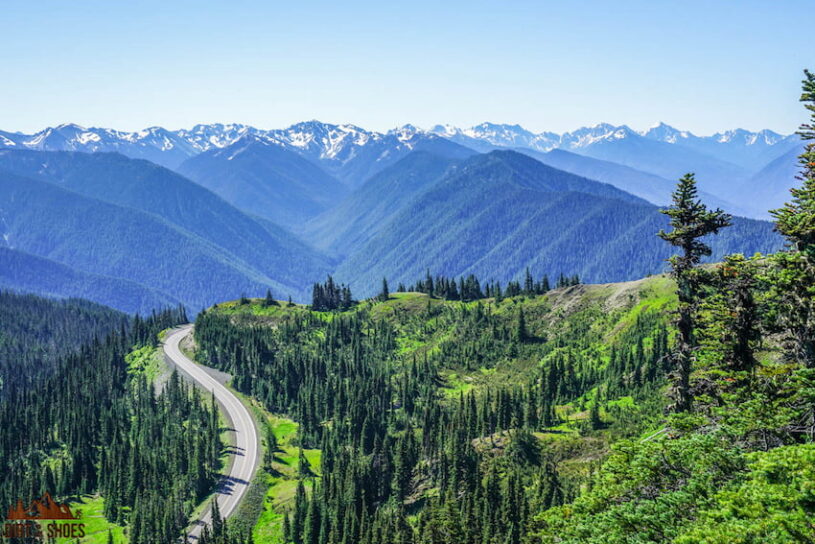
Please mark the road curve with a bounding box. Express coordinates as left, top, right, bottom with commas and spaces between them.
163, 324, 260, 542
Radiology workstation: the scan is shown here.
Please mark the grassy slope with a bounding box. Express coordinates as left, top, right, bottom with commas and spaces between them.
252, 414, 322, 544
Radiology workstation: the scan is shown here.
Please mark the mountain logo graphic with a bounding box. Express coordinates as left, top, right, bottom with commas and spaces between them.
5, 493, 79, 520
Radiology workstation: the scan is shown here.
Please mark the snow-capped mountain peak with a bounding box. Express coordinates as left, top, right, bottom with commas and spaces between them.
429, 124, 461, 138
557, 123, 639, 149
388, 124, 424, 143
275, 121, 378, 160
713, 128, 785, 146
461, 122, 536, 147
641, 122, 695, 143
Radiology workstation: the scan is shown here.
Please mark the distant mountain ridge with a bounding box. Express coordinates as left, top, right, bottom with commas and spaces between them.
429, 121, 795, 160
0, 122, 472, 179
1, 121, 799, 209
1, 120, 795, 173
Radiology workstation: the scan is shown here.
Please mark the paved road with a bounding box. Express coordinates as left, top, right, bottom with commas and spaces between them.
163, 325, 260, 542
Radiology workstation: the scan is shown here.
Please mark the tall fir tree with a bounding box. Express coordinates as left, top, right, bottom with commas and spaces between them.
771, 69, 815, 368
658, 173, 732, 411
380, 277, 390, 302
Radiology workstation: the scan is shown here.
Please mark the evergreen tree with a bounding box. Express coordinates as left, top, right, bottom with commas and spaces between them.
658, 173, 731, 411
524, 267, 534, 295
589, 401, 602, 430
514, 307, 528, 343
380, 277, 390, 302
770, 69, 815, 368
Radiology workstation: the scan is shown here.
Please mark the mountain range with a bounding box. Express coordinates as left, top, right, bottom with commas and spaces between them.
0, 119, 802, 312
0, 120, 799, 216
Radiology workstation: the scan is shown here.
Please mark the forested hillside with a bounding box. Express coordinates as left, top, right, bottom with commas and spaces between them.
302, 152, 457, 255
178, 137, 348, 228
0, 247, 179, 314
0, 299, 236, 543
0, 125, 786, 313
0, 156, 331, 310
518, 148, 741, 214
0, 149, 333, 287
332, 151, 780, 295
0, 290, 128, 392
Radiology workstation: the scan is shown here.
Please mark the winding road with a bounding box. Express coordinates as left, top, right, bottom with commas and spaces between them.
163, 325, 260, 542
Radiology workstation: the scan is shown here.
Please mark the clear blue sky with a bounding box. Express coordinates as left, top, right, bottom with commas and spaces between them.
0, 0, 811, 135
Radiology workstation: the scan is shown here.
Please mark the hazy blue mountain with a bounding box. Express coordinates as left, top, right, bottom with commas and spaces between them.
428, 122, 795, 173
641, 123, 801, 172
0, 149, 332, 289
558, 125, 751, 199
737, 145, 805, 219
334, 151, 781, 295
0, 169, 318, 310
303, 152, 458, 255
428, 122, 796, 216
2, 121, 794, 203
177, 136, 347, 227
0, 121, 477, 188
307, 149, 648, 259
0, 247, 177, 314
518, 148, 745, 214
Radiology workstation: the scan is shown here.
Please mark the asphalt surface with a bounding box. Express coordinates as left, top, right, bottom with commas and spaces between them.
163, 325, 260, 542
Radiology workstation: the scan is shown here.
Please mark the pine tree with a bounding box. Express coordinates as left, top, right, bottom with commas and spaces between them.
524, 268, 534, 295
589, 401, 602, 430
380, 278, 390, 302
658, 173, 732, 411
715, 255, 760, 373
211, 498, 224, 539
770, 69, 815, 368
514, 307, 528, 343
264, 289, 277, 307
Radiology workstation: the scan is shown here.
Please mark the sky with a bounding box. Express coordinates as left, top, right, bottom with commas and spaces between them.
0, 1, 811, 135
